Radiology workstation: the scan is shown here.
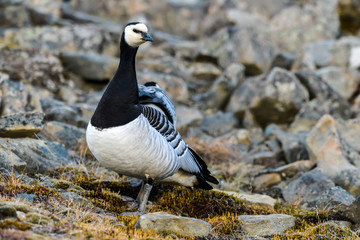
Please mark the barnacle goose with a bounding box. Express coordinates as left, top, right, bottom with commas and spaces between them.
86, 22, 218, 214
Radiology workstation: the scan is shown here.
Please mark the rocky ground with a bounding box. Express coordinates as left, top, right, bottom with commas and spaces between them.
1, 0, 360, 239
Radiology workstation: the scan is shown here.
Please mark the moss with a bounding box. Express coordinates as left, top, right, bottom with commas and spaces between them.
25, 212, 51, 225
0, 219, 31, 231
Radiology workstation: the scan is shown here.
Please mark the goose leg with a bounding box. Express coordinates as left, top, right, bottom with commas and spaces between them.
138, 182, 153, 214
130, 181, 145, 210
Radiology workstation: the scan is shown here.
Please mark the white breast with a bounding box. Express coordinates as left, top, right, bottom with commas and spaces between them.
86, 114, 180, 180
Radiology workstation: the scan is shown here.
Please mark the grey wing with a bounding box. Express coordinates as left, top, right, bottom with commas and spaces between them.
138, 83, 177, 127
142, 106, 202, 175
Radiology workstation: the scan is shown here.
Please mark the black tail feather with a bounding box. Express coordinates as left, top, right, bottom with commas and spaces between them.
195, 175, 213, 190
188, 147, 219, 185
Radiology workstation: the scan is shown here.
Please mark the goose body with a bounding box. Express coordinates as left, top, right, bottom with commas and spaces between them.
86, 22, 218, 213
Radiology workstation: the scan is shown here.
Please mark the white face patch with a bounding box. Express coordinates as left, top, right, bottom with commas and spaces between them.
124, 23, 149, 48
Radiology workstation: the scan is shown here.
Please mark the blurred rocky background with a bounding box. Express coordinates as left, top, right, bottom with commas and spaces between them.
1, 0, 360, 239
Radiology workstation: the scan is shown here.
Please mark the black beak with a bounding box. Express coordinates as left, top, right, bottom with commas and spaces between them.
142, 32, 153, 42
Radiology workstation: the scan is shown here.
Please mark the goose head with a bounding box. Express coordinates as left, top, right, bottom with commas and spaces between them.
124, 22, 153, 48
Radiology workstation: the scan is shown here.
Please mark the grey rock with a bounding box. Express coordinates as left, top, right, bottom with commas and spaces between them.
200, 111, 237, 137
270, 52, 295, 70
0, 112, 44, 138
268, 0, 339, 53
283, 168, 340, 208
0, 3, 31, 28
316, 66, 360, 100
306, 115, 360, 196
239, 214, 296, 236
264, 124, 309, 163
188, 62, 222, 81
0, 148, 27, 174
175, 105, 203, 132
251, 151, 279, 167
329, 36, 360, 68
41, 98, 88, 127
316, 186, 355, 211
234, 0, 291, 20
16, 194, 36, 203
1, 25, 120, 56
0, 205, 17, 220
39, 121, 85, 151
0, 78, 29, 116
60, 51, 118, 81
252, 173, 282, 192
227, 67, 309, 127
346, 195, 360, 224
215, 190, 277, 208
0, 48, 65, 92
138, 71, 189, 104
60, 192, 94, 209
197, 26, 275, 74
135, 212, 211, 237
201, 63, 245, 110
296, 40, 334, 69
265, 160, 316, 179
0, 138, 75, 174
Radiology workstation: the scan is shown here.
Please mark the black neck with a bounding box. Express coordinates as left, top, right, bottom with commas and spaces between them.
91, 33, 142, 129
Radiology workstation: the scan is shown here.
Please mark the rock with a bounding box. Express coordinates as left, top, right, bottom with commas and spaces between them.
0, 48, 65, 92
315, 67, 360, 100
188, 62, 222, 81
216, 190, 277, 208
316, 186, 356, 211
0, 78, 29, 116
0, 112, 44, 138
227, 67, 309, 127
1, 25, 120, 56
0, 2, 31, 28
269, 160, 316, 179
135, 212, 211, 237
60, 51, 118, 81
197, 26, 275, 74
270, 52, 295, 70
200, 111, 237, 137
26, 0, 62, 26
41, 98, 88, 127
296, 40, 334, 70
251, 151, 279, 167
329, 36, 360, 68
345, 195, 360, 224
282, 168, 355, 209
216, 129, 251, 146
252, 173, 282, 193
138, 72, 189, 103
264, 124, 309, 163
200, 63, 245, 110
306, 115, 360, 196
39, 121, 85, 151
25, 212, 51, 225
60, 192, 94, 209
175, 105, 203, 132
0, 148, 27, 174
0, 138, 75, 174
0, 202, 32, 214
0, 206, 17, 220
239, 214, 296, 236
16, 194, 36, 203
268, 0, 339, 53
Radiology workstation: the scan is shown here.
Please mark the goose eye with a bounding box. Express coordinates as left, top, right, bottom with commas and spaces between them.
133, 29, 141, 34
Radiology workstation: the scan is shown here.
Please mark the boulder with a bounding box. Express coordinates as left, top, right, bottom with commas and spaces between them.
345, 195, 360, 224
200, 63, 245, 110
227, 67, 309, 127
175, 105, 203, 132
197, 26, 275, 75
315, 66, 360, 100
135, 212, 211, 237
268, 0, 339, 53
38, 121, 85, 151
306, 115, 360, 196
239, 214, 296, 236
200, 111, 237, 137
60, 51, 118, 81
0, 138, 75, 174
0, 112, 44, 138
215, 190, 277, 208
0, 77, 29, 116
